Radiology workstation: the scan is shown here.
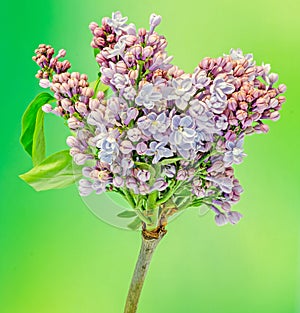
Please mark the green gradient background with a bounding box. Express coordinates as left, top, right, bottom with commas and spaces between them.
1, 1, 299, 312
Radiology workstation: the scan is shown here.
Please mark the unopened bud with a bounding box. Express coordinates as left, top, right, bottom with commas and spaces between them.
89, 22, 98, 32
42, 104, 53, 113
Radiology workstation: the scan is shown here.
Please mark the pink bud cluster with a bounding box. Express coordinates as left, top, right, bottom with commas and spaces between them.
197, 49, 286, 138
32, 44, 71, 79
42, 71, 106, 129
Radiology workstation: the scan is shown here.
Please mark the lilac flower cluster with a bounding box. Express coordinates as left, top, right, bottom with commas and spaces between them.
33, 12, 286, 228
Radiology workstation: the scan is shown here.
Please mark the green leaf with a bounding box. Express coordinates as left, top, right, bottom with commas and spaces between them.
31, 108, 45, 165
174, 187, 192, 197
160, 157, 183, 165
19, 150, 81, 191
93, 48, 100, 57
191, 198, 203, 207
104, 87, 113, 98
127, 216, 142, 230
20, 92, 55, 161
117, 210, 137, 218
89, 79, 109, 96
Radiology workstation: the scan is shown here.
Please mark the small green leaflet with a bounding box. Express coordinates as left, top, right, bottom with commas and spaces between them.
117, 211, 137, 218
20, 92, 55, 165
19, 150, 82, 191
127, 217, 142, 230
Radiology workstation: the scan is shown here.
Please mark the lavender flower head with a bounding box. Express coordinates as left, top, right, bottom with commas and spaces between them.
31, 11, 287, 231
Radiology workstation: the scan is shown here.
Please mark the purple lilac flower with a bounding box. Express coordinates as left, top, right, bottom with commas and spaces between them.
136, 142, 148, 155
127, 128, 141, 142
215, 213, 228, 226
223, 138, 246, 166
34, 13, 287, 229
150, 178, 168, 192
113, 176, 124, 187
149, 13, 162, 34
135, 83, 162, 109
168, 77, 195, 110
169, 116, 196, 158
79, 179, 94, 196
146, 141, 173, 164
111, 73, 130, 89
206, 175, 234, 194
227, 211, 243, 224
163, 165, 176, 178
106, 39, 126, 59
192, 67, 211, 89
106, 11, 128, 36
123, 86, 137, 100
98, 137, 119, 164
137, 170, 151, 182
137, 112, 170, 141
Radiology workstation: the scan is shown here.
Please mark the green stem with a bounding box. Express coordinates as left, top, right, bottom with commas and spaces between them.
156, 180, 183, 206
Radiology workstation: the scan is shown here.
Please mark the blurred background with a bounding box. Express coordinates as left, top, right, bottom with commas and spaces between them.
1, 1, 299, 312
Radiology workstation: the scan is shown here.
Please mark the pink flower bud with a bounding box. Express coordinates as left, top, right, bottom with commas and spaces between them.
227, 98, 237, 111
149, 13, 162, 29
254, 123, 269, 134
221, 202, 231, 211
147, 34, 160, 45
106, 34, 115, 43
225, 130, 237, 142
278, 84, 287, 93
89, 22, 98, 32
139, 183, 150, 195
125, 35, 137, 46
115, 61, 128, 74
81, 87, 94, 98
269, 98, 278, 108
128, 69, 138, 80
269, 111, 280, 121
42, 103, 52, 113
136, 142, 147, 155
227, 211, 243, 224
138, 28, 147, 37
151, 178, 168, 192
236, 110, 247, 121
89, 99, 100, 111
176, 169, 187, 181
269, 73, 278, 84
215, 213, 228, 226
57, 49, 66, 58
113, 176, 124, 188
233, 65, 245, 76
39, 78, 51, 88
68, 116, 84, 129
97, 91, 105, 100
66, 136, 78, 148
120, 140, 134, 154
61, 98, 72, 110
130, 45, 142, 59
75, 101, 88, 115
142, 46, 153, 59
74, 153, 91, 165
